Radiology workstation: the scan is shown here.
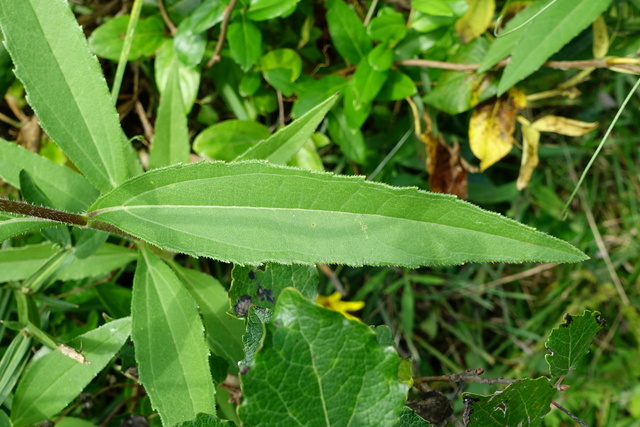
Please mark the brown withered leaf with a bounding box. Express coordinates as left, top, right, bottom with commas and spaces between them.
421, 133, 468, 199
469, 88, 526, 171
516, 116, 541, 190
16, 116, 42, 153
531, 115, 598, 136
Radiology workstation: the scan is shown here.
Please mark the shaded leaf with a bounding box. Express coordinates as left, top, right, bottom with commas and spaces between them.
0, 0, 130, 192
469, 89, 526, 171
291, 75, 347, 118
236, 94, 338, 164
455, 0, 495, 43
132, 247, 215, 425
367, 10, 407, 43
463, 377, 556, 426
156, 40, 201, 113
149, 60, 191, 169
377, 70, 417, 101
516, 116, 540, 190
344, 59, 388, 128
239, 305, 272, 372
327, 109, 367, 164
545, 310, 605, 378
10, 318, 131, 426
171, 264, 245, 369
174, 413, 234, 427
89, 15, 164, 61
395, 406, 431, 426
87, 162, 587, 268
0, 139, 99, 213
326, 0, 372, 64
227, 17, 262, 71
174, 18, 207, 67
368, 44, 395, 71
531, 115, 598, 136
238, 288, 408, 426
194, 120, 271, 161
229, 263, 318, 317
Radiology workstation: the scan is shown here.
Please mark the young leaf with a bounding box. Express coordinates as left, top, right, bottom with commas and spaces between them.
326, 0, 372, 64
0, 139, 99, 213
88, 15, 164, 61
377, 70, 417, 101
149, 60, 191, 169
0, 213, 58, 244
170, 264, 246, 369
155, 40, 201, 113
235, 94, 338, 164
463, 377, 556, 426
229, 264, 318, 317
10, 318, 131, 426
132, 247, 215, 425
238, 288, 408, 425
0, 0, 130, 192
545, 310, 605, 378
344, 59, 388, 129
87, 161, 588, 267
496, 0, 613, 94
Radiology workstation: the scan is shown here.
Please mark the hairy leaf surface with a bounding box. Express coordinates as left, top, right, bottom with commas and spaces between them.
88, 162, 586, 267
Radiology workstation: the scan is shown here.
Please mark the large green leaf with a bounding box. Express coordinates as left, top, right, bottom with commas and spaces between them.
235, 94, 338, 164
10, 318, 131, 426
545, 310, 605, 378
0, 140, 99, 213
239, 288, 408, 425
0, 0, 129, 192
132, 247, 215, 425
170, 263, 245, 369
326, 0, 372, 64
0, 213, 58, 244
87, 161, 587, 267
463, 378, 556, 426
149, 60, 191, 169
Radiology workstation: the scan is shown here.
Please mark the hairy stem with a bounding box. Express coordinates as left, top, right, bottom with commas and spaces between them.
0, 199, 87, 226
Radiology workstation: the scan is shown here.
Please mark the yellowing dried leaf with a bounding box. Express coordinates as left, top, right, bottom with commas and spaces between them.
455, 0, 495, 43
592, 15, 609, 59
516, 116, 540, 190
469, 89, 523, 171
532, 116, 598, 136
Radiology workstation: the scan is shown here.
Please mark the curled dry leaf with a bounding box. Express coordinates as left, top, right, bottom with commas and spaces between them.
422, 132, 468, 198
516, 116, 541, 190
469, 88, 527, 171
531, 115, 598, 136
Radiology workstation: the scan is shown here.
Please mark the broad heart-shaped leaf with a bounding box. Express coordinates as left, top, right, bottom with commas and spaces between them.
326, 0, 372, 64
0, 0, 129, 193
149, 59, 191, 169
0, 139, 99, 213
10, 317, 131, 426
229, 263, 318, 317
463, 377, 556, 426
132, 247, 215, 425
238, 288, 408, 426
235, 94, 338, 164
545, 310, 605, 378
87, 161, 587, 267
0, 213, 58, 244
170, 263, 245, 370
0, 242, 136, 282
495, 0, 613, 94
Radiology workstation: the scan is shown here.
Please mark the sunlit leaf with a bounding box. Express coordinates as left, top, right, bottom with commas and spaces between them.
592, 15, 609, 58
469, 89, 526, 171
516, 116, 541, 190
227, 16, 262, 71
326, 0, 372, 64
89, 15, 164, 61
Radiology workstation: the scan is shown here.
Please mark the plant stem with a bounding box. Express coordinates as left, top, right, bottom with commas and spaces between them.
206, 0, 239, 69
111, 0, 144, 105
551, 401, 589, 427
0, 199, 87, 226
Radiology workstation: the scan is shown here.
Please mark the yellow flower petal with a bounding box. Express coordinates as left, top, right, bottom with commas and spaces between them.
316, 292, 365, 321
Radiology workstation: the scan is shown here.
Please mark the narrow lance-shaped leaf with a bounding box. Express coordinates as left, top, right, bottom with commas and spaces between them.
132, 247, 215, 425
235, 94, 338, 164
149, 59, 191, 169
10, 318, 131, 426
0, 0, 130, 192
87, 161, 587, 267
0, 213, 58, 244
